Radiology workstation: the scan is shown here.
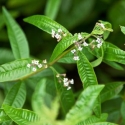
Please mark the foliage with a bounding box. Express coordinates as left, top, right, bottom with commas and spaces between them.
0, 1, 125, 125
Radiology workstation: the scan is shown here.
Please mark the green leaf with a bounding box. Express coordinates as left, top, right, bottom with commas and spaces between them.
24, 15, 71, 35
0, 59, 35, 82
104, 47, 125, 64
121, 101, 125, 119
104, 60, 124, 70
0, 48, 14, 65
66, 85, 104, 125
120, 25, 125, 35
77, 52, 98, 88
2, 82, 26, 108
50, 35, 78, 62
45, 0, 61, 20
85, 122, 118, 125
32, 78, 59, 121
76, 113, 108, 125
100, 82, 124, 103
51, 67, 75, 115
3, 105, 39, 125
77, 52, 101, 116
0, 109, 10, 123
2, 7, 29, 59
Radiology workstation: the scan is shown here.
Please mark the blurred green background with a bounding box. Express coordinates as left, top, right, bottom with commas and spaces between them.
1, 0, 125, 124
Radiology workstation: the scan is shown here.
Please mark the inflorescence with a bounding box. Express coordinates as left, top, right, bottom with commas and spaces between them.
27, 59, 48, 71
52, 28, 67, 42
56, 73, 74, 90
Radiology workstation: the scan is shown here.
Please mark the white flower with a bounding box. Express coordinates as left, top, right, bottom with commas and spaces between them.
63, 33, 67, 37
63, 78, 68, 83
58, 28, 62, 33
38, 64, 42, 68
27, 64, 31, 68
43, 59, 47, 63
52, 29, 55, 38
55, 33, 61, 39
69, 79, 74, 84
78, 46, 83, 51
78, 33, 82, 40
32, 67, 37, 72
64, 82, 69, 87
83, 41, 88, 46
97, 43, 102, 48
96, 38, 101, 44
71, 49, 76, 54
67, 86, 71, 90
34, 60, 39, 65
73, 56, 80, 61
44, 65, 48, 68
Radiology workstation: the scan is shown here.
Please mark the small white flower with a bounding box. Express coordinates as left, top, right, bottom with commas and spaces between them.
64, 82, 69, 87
71, 49, 76, 54
32, 67, 37, 72
38, 64, 42, 68
97, 43, 102, 48
83, 41, 88, 46
34, 60, 39, 65
78, 46, 83, 51
69, 79, 74, 84
55, 33, 61, 39
63, 33, 67, 37
58, 28, 62, 33
43, 59, 47, 63
27, 64, 31, 68
78, 33, 82, 40
63, 78, 68, 83
73, 56, 80, 61
44, 64, 48, 68
52, 29, 55, 38
96, 38, 101, 44
67, 86, 71, 90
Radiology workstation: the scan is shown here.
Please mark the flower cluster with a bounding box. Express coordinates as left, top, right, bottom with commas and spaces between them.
56, 74, 74, 90
51, 28, 67, 42
96, 37, 103, 48
27, 59, 48, 71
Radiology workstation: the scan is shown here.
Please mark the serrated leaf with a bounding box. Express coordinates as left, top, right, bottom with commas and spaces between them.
66, 85, 104, 125
51, 67, 75, 115
24, 15, 71, 36
0, 59, 35, 82
77, 52, 101, 116
50, 35, 78, 62
76, 113, 108, 125
3, 105, 39, 125
100, 82, 124, 103
104, 47, 125, 64
2, 82, 26, 108
45, 0, 61, 20
2, 7, 29, 59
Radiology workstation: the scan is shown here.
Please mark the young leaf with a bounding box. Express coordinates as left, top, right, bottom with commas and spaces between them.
101, 82, 124, 103
24, 15, 71, 36
3, 105, 39, 125
45, 0, 61, 20
2, 82, 26, 108
2, 7, 29, 59
51, 67, 75, 115
104, 47, 125, 64
66, 85, 104, 125
0, 59, 35, 82
50, 35, 78, 62
120, 25, 125, 35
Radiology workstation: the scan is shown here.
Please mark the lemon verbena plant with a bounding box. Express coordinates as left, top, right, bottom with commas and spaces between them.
1, 7, 125, 125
